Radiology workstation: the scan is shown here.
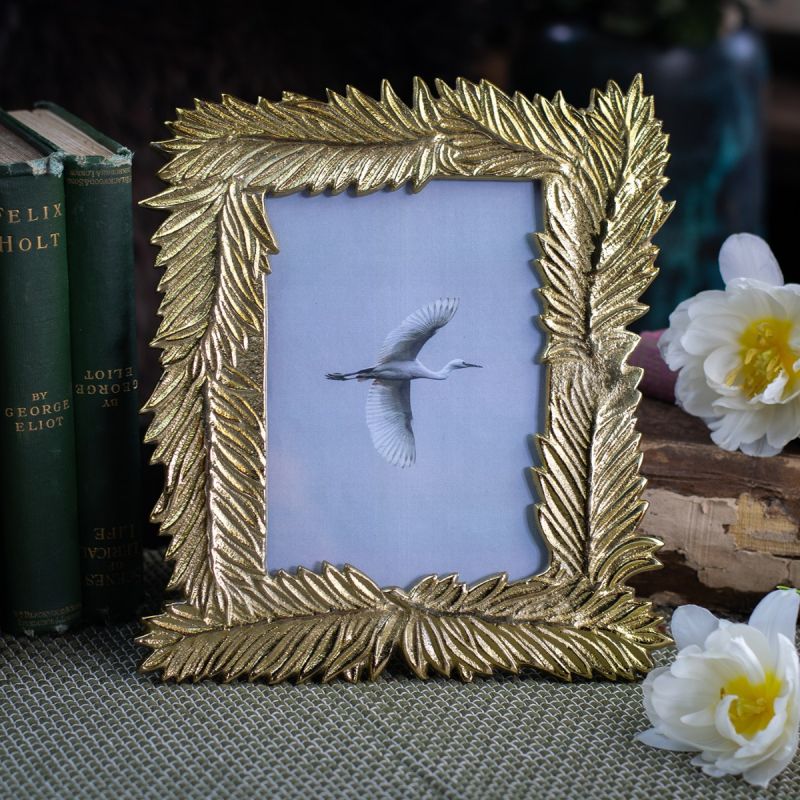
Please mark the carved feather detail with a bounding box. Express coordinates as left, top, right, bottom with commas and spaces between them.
140, 76, 670, 682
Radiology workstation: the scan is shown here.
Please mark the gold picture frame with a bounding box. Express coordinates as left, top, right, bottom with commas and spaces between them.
139, 75, 672, 683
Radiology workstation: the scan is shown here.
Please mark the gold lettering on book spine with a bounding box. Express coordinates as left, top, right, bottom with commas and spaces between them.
139, 76, 672, 683
5, 391, 70, 433
75, 365, 138, 401
0, 202, 63, 252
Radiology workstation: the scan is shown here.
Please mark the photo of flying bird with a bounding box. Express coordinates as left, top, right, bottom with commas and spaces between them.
326, 297, 482, 467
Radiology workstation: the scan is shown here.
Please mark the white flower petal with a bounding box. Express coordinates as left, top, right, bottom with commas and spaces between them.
658, 250, 800, 460
658, 301, 694, 370
671, 605, 720, 651
742, 737, 798, 788
758, 371, 789, 406
763, 403, 800, 451
719, 233, 783, 287
649, 672, 731, 750
749, 589, 800, 652
686, 290, 734, 320
715, 694, 750, 748
703, 345, 742, 393
651, 668, 721, 715
738, 283, 794, 319
635, 728, 699, 752
659, 291, 729, 369
727, 635, 769, 684
706, 623, 774, 669
773, 284, 800, 321
670, 649, 745, 687
641, 665, 669, 725
681, 707, 716, 727
691, 754, 731, 778
651, 719, 729, 753
739, 436, 783, 458
774, 634, 800, 700
708, 409, 770, 453
706, 405, 791, 455
680, 313, 745, 357
726, 281, 781, 318
639, 590, 800, 787
734, 696, 789, 759
674, 361, 719, 418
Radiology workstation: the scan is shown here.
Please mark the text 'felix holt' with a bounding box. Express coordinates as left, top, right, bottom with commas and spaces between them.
0, 203, 63, 252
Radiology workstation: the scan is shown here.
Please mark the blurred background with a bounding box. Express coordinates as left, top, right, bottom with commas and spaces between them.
0, 0, 797, 404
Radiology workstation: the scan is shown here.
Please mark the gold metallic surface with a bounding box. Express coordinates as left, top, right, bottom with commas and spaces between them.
139, 76, 673, 683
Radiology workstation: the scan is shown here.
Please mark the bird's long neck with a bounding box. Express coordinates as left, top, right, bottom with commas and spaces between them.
431, 360, 461, 379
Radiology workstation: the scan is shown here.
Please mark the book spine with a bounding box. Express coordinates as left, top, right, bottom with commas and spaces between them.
0, 162, 82, 634
63, 157, 142, 621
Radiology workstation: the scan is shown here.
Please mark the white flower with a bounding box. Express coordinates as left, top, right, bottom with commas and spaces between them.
658, 233, 800, 456
636, 589, 800, 787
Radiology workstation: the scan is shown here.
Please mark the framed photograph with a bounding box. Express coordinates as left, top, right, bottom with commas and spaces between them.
140, 76, 672, 683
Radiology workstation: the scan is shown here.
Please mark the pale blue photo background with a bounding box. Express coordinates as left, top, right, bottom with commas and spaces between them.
265, 180, 547, 587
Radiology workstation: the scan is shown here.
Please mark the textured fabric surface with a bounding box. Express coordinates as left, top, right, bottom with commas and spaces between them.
2, 553, 799, 800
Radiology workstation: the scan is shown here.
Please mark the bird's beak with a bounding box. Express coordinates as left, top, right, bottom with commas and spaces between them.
464, 363, 482, 368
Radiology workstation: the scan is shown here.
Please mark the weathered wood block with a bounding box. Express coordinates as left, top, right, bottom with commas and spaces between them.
631, 398, 800, 613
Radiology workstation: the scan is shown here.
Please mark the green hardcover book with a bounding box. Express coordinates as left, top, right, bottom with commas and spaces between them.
10, 105, 142, 622
0, 118, 81, 634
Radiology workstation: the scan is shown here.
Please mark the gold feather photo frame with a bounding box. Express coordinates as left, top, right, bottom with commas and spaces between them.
139, 75, 673, 684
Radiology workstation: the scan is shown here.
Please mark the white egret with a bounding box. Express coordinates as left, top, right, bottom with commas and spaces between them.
326, 297, 482, 467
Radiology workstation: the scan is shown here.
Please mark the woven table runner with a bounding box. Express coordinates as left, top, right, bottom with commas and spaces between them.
1, 552, 798, 799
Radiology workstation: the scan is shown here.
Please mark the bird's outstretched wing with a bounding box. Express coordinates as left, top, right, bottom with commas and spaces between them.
366, 380, 415, 467
377, 297, 459, 364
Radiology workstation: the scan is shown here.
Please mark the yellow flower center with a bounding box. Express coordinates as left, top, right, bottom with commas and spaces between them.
722, 671, 782, 737
726, 317, 799, 399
